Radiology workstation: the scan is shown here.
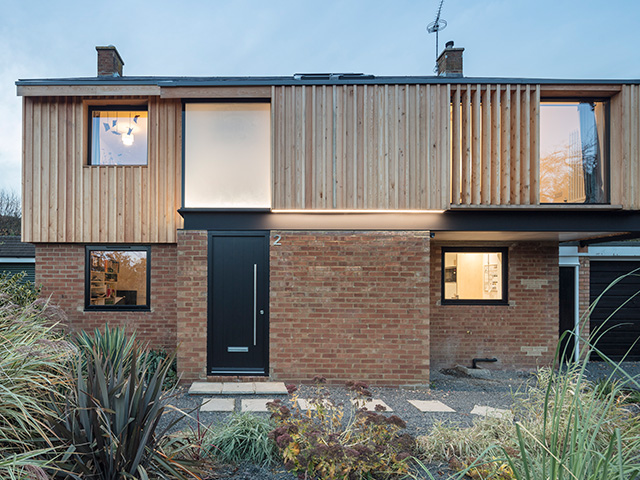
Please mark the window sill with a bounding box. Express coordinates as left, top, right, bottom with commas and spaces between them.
448, 204, 622, 211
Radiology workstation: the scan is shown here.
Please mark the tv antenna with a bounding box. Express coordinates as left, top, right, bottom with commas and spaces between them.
427, 0, 447, 72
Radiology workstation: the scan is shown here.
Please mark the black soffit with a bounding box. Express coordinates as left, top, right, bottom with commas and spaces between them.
178, 209, 640, 233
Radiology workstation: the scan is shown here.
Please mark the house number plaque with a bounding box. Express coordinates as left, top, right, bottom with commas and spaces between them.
272, 234, 282, 246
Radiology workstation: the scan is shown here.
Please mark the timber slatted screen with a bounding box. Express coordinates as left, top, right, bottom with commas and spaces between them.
272, 84, 451, 210
22, 96, 183, 243
613, 85, 640, 209
450, 84, 540, 206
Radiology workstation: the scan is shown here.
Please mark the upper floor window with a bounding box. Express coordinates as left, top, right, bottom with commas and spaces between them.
89, 106, 148, 165
183, 102, 271, 209
540, 101, 608, 204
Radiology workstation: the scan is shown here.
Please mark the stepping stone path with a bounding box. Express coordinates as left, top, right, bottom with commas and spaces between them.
200, 398, 235, 412
470, 405, 514, 420
189, 382, 513, 419
241, 399, 273, 412
408, 400, 455, 412
351, 399, 393, 412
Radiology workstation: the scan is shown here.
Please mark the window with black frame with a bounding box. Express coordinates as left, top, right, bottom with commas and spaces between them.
88, 106, 148, 165
86, 247, 150, 309
540, 100, 608, 204
442, 248, 508, 305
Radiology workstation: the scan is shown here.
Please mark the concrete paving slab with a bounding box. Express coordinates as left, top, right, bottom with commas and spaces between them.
351, 399, 392, 412
241, 399, 273, 412
189, 382, 223, 395
470, 405, 513, 420
200, 398, 235, 412
296, 398, 335, 411
221, 383, 255, 394
254, 382, 288, 394
408, 400, 456, 412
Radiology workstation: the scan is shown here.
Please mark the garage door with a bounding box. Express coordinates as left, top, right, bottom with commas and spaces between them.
590, 261, 640, 360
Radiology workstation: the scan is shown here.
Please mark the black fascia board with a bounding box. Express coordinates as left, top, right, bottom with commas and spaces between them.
16, 76, 640, 87
177, 209, 640, 233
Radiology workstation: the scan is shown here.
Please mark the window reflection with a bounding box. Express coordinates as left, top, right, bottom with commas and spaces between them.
540, 101, 607, 203
90, 109, 148, 165
88, 250, 148, 307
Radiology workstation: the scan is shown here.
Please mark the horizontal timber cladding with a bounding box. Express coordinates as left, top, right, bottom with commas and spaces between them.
611, 85, 640, 209
21, 96, 183, 243
271, 84, 451, 210
450, 84, 540, 206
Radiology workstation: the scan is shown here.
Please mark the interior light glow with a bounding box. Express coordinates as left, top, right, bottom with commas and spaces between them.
121, 133, 134, 146
270, 209, 445, 214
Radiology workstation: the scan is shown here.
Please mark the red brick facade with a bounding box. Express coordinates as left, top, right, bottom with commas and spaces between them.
176, 230, 208, 381
35, 243, 177, 350
35, 236, 562, 384
430, 242, 559, 371
269, 231, 430, 386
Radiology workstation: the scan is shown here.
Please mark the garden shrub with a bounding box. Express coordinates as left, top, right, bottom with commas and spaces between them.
267, 377, 414, 480
47, 327, 197, 480
417, 363, 640, 480
0, 274, 69, 478
203, 413, 279, 466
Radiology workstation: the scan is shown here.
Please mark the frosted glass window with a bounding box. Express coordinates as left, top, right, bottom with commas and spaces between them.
184, 103, 271, 208
443, 249, 507, 303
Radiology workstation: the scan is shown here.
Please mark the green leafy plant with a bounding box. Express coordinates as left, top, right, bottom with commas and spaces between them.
0, 271, 41, 308
202, 413, 278, 466
267, 378, 414, 480
143, 348, 178, 390
47, 329, 197, 480
418, 271, 640, 480
0, 290, 70, 478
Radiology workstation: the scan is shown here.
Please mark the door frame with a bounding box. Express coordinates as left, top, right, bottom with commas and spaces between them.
559, 249, 580, 362
207, 230, 270, 375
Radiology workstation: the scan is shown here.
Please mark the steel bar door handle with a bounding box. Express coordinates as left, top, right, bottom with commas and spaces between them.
253, 264, 257, 346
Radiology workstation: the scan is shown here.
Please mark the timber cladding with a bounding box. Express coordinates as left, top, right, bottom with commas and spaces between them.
21, 96, 183, 243
271, 84, 451, 210
269, 230, 431, 386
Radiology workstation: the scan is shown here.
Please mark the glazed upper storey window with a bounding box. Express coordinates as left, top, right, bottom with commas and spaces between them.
89, 107, 148, 165
183, 102, 271, 209
540, 101, 609, 204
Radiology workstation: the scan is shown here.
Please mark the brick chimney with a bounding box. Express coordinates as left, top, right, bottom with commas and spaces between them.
437, 41, 463, 77
96, 45, 124, 77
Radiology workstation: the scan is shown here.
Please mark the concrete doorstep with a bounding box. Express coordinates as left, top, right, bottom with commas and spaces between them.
188, 381, 288, 395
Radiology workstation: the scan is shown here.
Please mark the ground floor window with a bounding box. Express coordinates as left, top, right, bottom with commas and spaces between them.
86, 246, 150, 310
442, 247, 508, 304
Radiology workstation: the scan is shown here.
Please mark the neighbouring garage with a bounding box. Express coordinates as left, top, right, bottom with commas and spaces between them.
590, 260, 640, 360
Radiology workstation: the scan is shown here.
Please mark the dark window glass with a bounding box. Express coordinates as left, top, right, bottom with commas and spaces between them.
87, 248, 149, 309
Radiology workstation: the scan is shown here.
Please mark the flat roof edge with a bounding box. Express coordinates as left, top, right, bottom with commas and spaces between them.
15, 76, 640, 87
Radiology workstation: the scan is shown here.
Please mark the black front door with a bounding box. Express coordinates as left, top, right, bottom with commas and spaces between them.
208, 232, 269, 375
559, 266, 576, 362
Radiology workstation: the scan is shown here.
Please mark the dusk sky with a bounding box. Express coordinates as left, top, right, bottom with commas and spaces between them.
1, 0, 639, 194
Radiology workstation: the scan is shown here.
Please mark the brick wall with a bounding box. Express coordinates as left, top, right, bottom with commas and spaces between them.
430, 242, 559, 371
578, 255, 591, 342
35, 243, 177, 349
176, 230, 208, 381
269, 231, 430, 386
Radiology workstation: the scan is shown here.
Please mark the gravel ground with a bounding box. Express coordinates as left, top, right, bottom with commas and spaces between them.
161, 361, 640, 479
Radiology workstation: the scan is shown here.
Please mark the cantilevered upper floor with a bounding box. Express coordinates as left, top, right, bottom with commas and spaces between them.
16, 46, 640, 243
